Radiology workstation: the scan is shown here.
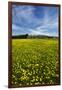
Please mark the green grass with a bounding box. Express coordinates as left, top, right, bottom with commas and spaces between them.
12, 39, 59, 86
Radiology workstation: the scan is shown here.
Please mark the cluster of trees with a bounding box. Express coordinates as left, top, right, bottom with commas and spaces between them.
12, 34, 28, 39
12, 34, 58, 39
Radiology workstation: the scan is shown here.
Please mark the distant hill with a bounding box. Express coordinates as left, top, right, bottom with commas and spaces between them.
12, 34, 58, 39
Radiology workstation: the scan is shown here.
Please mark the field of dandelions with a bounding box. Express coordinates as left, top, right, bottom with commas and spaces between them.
12, 39, 59, 86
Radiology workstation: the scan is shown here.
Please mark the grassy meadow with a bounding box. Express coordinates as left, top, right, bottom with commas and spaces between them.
12, 39, 59, 86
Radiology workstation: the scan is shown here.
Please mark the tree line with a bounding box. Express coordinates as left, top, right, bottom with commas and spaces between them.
12, 34, 58, 39
12, 34, 28, 39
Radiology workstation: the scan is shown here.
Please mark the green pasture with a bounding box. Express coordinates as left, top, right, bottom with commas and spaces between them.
12, 39, 59, 86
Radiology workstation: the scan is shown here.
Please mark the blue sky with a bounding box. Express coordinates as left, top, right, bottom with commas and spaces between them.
12, 5, 59, 36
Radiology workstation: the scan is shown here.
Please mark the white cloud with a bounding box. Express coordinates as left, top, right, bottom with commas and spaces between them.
13, 5, 36, 24
30, 29, 50, 36
12, 24, 21, 30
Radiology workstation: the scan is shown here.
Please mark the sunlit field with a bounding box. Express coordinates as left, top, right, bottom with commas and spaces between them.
12, 39, 59, 86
